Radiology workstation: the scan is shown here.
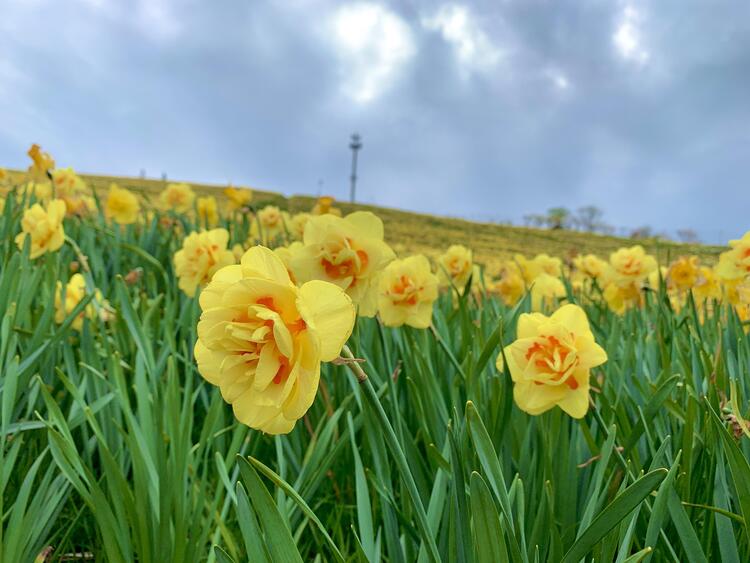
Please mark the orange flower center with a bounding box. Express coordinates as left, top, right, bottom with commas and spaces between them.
525, 335, 579, 389
321, 247, 369, 284
389, 274, 421, 306
620, 257, 642, 275
253, 296, 307, 386
448, 257, 465, 275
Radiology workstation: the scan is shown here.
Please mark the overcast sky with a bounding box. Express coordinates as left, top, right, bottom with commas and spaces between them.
1, 0, 748, 242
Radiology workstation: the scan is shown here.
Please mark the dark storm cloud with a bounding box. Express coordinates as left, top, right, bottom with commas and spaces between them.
1, 0, 749, 242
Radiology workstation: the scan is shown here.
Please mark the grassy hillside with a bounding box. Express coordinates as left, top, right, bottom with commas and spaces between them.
7, 170, 725, 269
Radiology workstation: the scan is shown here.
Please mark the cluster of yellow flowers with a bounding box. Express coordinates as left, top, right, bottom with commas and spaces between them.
180, 208, 442, 329
9, 146, 115, 333
154, 181, 750, 428
184, 208, 450, 433
467, 243, 750, 321
7, 144, 750, 432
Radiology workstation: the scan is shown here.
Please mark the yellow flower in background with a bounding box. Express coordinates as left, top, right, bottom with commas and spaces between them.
224, 186, 253, 211
51, 168, 92, 215
311, 195, 342, 216
499, 304, 607, 418
250, 205, 288, 243
609, 245, 657, 285
73, 196, 97, 217
573, 254, 611, 283
437, 244, 473, 290
290, 212, 311, 241
603, 281, 642, 315
52, 167, 86, 195
378, 255, 438, 328
716, 231, 750, 281
105, 183, 140, 225
197, 196, 219, 226
717, 252, 742, 284
488, 262, 526, 306
514, 255, 535, 283
515, 254, 562, 284
174, 228, 236, 297
232, 243, 245, 262
15, 199, 66, 259
667, 256, 700, 292
0, 168, 8, 186
160, 182, 195, 213
54, 273, 114, 331
274, 241, 303, 283
18, 181, 53, 204
722, 278, 741, 306
27, 144, 55, 182
250, 205, 290, 244
694, 266, 721, 303
530, 273, 566, 311
194, 246, 356, 434
291, 211, 395, 317
534, 254, 563, 278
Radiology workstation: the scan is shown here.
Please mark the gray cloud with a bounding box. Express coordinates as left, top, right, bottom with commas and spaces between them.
1, 0, 748, 243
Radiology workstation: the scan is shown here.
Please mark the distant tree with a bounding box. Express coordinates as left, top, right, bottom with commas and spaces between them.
546, 207, 571, 230
576, 205, 604, 232
677, 228, 699, 243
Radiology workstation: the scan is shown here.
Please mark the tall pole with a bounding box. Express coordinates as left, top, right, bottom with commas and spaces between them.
349, 133, 362, 203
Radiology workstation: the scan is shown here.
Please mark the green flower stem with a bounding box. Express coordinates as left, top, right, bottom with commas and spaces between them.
429, 324, 467, 380
341, 344, 441, 563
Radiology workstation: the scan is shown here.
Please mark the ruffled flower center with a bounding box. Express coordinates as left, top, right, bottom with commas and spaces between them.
388, 274, 421, 306
320, 238, 369, 283
228, 295, 307, 388
524, 334, 580, 389
618, 256, 643, 276
447, 257, 468, 276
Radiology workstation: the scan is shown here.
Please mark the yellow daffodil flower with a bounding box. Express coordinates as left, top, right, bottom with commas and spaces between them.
378, 255, 438, 328
160, 182, 195, 213
15, 199, 66, 259
290, 212, 395, 317
105, 183, 140, 225
194, 246, 356, 434
499, 303, 607, 418
174, 228, 236, 297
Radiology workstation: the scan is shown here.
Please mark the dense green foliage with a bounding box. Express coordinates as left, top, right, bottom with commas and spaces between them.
1, 193, 749, 562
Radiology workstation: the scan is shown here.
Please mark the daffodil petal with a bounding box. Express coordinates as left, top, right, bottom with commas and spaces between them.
241, 245, 292, 285
297, 280, 356, 361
